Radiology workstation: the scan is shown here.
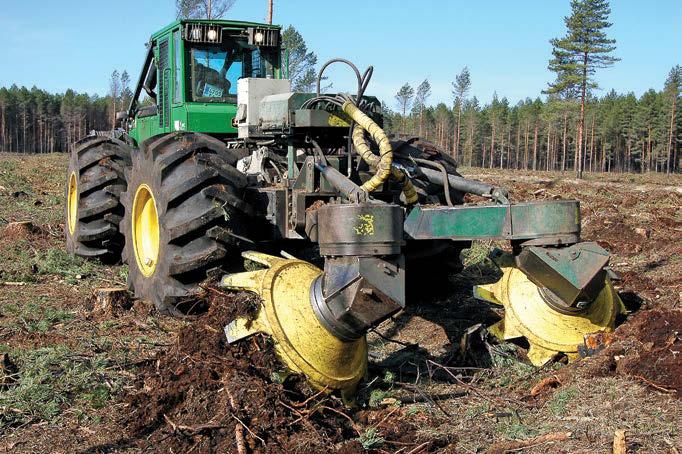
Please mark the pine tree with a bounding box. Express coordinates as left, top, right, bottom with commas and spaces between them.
281, 26, 319, 92
452, 67, 471, 160
414, 80, 431, 137
395, 84, 414, 134
663, 66, 681, 173
109, 70, 120, 129
547, 0, 619, 178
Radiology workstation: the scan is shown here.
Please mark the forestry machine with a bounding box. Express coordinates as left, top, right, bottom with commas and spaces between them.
65, 19, 624, 397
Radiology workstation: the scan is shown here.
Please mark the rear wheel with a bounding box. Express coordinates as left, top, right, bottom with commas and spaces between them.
65, 136, 131, 263
121, 132, 252, 315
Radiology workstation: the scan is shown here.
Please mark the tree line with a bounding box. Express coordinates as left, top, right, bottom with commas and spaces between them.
0, 70, 132, 154
384, 64, 681, 174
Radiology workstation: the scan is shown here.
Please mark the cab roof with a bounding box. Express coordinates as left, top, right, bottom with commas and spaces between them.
151, 19, 281, 40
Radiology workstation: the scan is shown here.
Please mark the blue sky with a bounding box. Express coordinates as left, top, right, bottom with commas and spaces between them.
0, 0, 679, 107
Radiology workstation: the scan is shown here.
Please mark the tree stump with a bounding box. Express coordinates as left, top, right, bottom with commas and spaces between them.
93, 287, 132, 316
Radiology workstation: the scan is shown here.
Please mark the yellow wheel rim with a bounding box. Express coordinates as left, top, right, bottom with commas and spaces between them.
67, 172, 78, 235
132, 184, 159, 277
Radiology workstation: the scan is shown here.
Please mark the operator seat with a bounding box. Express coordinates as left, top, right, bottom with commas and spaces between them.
194, 62, 231, 98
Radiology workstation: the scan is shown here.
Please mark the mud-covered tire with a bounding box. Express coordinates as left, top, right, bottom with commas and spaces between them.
65, 136, 131, 263
121, 132, 252, 315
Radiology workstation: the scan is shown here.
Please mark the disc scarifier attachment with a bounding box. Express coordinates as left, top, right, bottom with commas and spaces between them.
474, 253, 625, 366
220, 252, 367, 397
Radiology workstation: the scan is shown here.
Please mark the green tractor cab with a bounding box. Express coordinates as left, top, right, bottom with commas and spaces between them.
125, 20, 283, 144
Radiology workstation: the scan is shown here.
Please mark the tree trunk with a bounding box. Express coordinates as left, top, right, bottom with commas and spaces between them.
589, 117, 595, 172
524, 122, 529, 170
532, 122, 538, 171
546, 123, 551, 171
667, 95, 677, 174
455, 106, 462, 161
267, 0, 273, 24
489, 125, 495, 169
561, 111, 568, 172
575, 53, 588, 179
514, 122, 521, 170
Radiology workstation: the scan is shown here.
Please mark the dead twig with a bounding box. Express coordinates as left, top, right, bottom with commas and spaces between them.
427, 359, 531, 409
405, 441, 431, 454
163, 414, 226, 436
371, 406, 400, 430
290, 387, 328, 408
369, 328, 418, 348
232, 414, 265, 446
319, 406, 361, 435
395, 381, 452, 417
632, 375, 676, 394
234, 423, 246, 454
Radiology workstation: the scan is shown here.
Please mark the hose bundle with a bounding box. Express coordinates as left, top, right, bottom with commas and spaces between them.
303, 58, 418, 204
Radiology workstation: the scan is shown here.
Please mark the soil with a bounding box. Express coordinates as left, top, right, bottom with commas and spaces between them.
563, 309, 682, 398
1, 155, 681, 453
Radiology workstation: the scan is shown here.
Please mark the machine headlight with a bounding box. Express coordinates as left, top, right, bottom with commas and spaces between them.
254, 31, 264, 44
207, 29, 218, 41
191, 28, 202, 41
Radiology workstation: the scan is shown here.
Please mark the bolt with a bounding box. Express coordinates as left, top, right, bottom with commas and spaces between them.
145, 258, 154, 267
575, 300, 590, 310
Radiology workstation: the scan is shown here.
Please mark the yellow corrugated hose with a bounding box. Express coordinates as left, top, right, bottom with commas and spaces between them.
342, 101, 418, 204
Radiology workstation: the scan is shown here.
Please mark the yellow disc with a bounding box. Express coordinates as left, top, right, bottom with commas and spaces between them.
475, 266, 624, 366
67, 171, 78, 235
131, 184, 160, 277
222, 252, 368, 395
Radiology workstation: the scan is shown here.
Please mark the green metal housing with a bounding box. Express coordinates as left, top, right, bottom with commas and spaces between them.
126, 19, 283, 145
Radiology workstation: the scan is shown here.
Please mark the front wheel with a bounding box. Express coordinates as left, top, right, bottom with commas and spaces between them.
120, 132, 253, 315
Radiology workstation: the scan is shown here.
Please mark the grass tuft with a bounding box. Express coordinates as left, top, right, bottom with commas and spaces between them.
0, 346, 123, 430
357, 427, 385, 449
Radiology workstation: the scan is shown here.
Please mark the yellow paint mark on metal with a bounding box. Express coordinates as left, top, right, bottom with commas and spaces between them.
67, 171, 78, 235
221, 252, 367, 397
353, 214, 375, 236
474, 257, 624, 366
328, 113, 350, 127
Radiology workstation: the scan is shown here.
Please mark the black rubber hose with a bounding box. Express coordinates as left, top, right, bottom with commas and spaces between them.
316, 58, 363, 99
417, 167, 509, 202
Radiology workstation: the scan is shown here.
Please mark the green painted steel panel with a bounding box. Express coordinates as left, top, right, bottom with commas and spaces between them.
404, 201, 580, 241
404, 205, 509, 240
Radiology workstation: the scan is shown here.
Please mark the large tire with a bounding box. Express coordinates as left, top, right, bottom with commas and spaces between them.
121, 132, 252, 315
65, 136, 131, 263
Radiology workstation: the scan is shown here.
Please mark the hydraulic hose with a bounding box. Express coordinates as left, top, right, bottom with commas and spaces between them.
347, 104, 418, 204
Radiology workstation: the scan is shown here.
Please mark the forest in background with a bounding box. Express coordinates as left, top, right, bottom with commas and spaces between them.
0, 0, 680, 174
383, 65, 681, 174
2, 68, 678, 174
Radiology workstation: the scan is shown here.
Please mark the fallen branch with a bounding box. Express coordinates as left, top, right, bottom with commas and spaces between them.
233, 414, 264, 446
234, 423, 246, 454
613, 430, 626, 454
163, 414, 226, 436
632, 375, 676, 394
485, 431, 572, 454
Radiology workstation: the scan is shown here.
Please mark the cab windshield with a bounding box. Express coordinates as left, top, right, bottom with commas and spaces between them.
190, 42, 277, 103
